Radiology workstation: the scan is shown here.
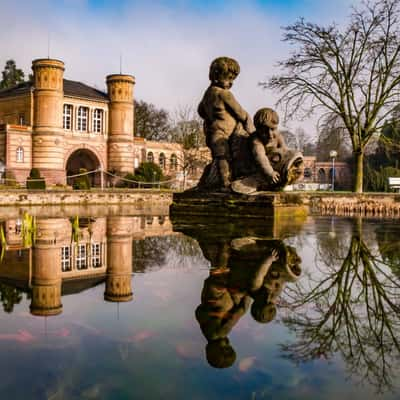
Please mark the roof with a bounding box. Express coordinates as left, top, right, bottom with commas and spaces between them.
0, 81, 31, 98
0, 79, 109, 101
64, 79, 109, 101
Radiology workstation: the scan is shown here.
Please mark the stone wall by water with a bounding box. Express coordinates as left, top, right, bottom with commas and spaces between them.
0, 189, 173, 207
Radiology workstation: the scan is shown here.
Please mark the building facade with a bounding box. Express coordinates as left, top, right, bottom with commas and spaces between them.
0, 58, 184, 186
299, 156, 353, 189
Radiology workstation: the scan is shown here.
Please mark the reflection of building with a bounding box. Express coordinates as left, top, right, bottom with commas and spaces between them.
0, 58, 184, 185
0, 214, 173, 316
299, 156, 352, 189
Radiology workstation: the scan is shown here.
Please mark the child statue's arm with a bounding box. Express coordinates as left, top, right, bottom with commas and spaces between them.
252, 139, 280, 183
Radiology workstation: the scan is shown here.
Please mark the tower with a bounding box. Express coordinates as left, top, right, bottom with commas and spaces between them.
31, 59, 66, 184
106, 74, 135, 174
29, 218, 70, 316
104, 216, 133, 302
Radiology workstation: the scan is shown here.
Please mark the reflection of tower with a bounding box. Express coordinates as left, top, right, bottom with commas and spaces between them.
107, 74, 135, 174
30, 218, 69, 316
105, 217, 133, 302
31, 59, 66, 184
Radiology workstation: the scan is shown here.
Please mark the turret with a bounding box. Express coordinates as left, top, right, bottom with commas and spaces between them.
106, 74, 135, 174
29, 218, 69, 316
31, 59, 66, 184
104, 217, 133, 302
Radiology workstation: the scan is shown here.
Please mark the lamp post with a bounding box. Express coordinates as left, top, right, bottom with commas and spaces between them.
329, 150, 337, 191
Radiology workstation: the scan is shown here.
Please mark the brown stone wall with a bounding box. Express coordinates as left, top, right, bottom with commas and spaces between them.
0, 94, 32, 125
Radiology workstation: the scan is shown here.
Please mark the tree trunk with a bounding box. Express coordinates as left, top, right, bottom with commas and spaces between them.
353, 151, 364, 193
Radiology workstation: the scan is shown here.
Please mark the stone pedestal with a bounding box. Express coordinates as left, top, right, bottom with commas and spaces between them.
171, 191, 308, 220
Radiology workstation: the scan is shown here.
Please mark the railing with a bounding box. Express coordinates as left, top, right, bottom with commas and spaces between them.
0, 168, 183, 190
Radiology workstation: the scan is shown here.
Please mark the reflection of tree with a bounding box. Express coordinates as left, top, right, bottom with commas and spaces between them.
375, 223, 400, 276
133, 234, 207, 272
0, 282, 23, 313
281, 222, 400, 393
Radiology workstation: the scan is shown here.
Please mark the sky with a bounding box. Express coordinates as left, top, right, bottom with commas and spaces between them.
0, 0, 360, 136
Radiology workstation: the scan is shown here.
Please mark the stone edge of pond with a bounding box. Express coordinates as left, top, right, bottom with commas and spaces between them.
0, 189, 174, 206
171, 191, 400, 219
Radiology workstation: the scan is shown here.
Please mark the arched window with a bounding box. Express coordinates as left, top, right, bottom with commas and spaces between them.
16, 147, 24, 163
147, 152, 154, 163
159, 153, 166, 169
170, 153, 178, 170
304, 168, 312, 179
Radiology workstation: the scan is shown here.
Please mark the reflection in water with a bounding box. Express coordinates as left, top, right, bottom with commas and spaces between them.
281, 218, 400, 393
0, 214, 172, 316
194, 234, 301, 368
0, 210, 400, 398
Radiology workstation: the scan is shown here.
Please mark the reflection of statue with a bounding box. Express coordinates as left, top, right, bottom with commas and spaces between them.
195, 236, 301, 368
196, 58, 304, 193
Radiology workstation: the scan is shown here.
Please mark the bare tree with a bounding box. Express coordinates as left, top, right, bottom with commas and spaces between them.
134, 99, 171, 140
316, 113, 352, 161
262, 0, 400, 192
170, 105, 205, 149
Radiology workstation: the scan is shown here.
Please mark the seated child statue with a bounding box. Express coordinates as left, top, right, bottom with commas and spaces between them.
231, 108, 304, 194
197, 57, 254, 191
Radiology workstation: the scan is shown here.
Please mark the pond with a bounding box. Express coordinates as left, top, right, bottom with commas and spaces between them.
0, 207, 399, 399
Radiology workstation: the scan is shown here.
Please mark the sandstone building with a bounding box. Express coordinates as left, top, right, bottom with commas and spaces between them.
0, 58, 184, 185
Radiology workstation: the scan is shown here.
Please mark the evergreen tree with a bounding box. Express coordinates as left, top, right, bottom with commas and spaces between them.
0, 59, 25, 89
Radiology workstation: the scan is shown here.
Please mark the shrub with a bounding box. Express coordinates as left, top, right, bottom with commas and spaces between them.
117, 163, 165, 189
26, 168, 46, 190
73, 168, 91, 190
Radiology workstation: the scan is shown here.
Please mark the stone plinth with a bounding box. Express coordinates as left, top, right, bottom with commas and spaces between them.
170, 191, 308, 220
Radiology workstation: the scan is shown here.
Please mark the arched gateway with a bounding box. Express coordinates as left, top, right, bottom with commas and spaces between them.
66, 149, 102, 187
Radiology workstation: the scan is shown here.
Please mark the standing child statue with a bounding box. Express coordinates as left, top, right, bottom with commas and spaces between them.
197, 57, 254, 191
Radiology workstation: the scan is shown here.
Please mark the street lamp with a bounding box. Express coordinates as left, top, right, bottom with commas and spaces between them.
329, 150, 337, 191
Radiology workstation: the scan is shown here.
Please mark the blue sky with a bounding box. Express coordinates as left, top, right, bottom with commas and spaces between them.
0, 0, 359, 135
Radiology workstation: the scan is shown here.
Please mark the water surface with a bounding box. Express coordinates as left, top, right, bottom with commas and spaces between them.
0, 207, 399, 399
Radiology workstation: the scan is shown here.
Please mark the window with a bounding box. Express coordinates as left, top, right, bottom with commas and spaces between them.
61, 246, 72, 272
159, 153, 166, 169
304, 168, 312, 178
76, 244, 87, 270
91, 243, 102, 268
147, 152, 154, 163
19, 115, 25, 125
15, 219, 22, 234
93, 109, 103, 133
63, 104, 72, 130
170, 154, 178, 170
77, 106, 88, 132
16, 147, 24, 163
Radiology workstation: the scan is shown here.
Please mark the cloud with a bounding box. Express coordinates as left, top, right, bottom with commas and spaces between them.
0, 0, 361, 135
